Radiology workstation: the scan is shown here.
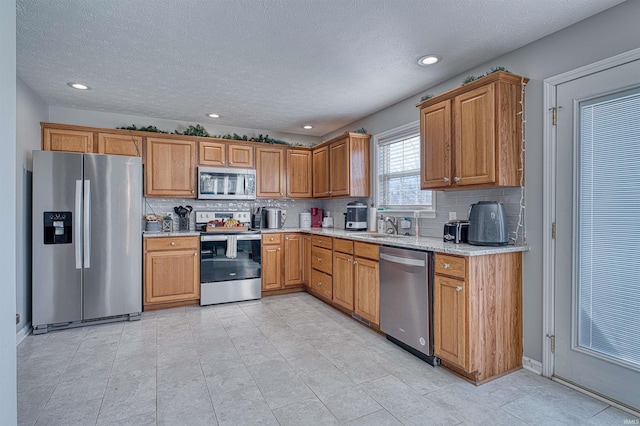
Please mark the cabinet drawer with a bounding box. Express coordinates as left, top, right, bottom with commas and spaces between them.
434, 253, 466, 279
333, 238, 353, 254
354, 242, 379, 260
311, 246, 333, 275
311, 269, 333, 300
311, 236, 333, 249
262, 234, 282, 245
145, 236, 199, 252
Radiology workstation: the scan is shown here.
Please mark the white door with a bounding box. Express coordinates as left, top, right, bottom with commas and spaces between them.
554, 58, 640, 411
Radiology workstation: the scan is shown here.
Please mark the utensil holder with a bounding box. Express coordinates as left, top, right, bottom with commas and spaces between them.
178, 217, 189, 231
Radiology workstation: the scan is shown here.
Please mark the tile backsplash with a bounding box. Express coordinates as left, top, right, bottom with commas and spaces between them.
146, 186, 525, 243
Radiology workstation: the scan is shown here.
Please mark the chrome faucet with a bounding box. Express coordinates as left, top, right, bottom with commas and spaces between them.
384, 216, 398, 234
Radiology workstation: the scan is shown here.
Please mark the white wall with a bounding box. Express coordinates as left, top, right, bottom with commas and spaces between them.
16, 78, 49, 336
323, 0, 640, 362
49, 106, 322, 147
1, 0, 18, 422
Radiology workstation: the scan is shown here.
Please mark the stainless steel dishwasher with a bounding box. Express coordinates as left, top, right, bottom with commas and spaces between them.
379, 246, 439, 366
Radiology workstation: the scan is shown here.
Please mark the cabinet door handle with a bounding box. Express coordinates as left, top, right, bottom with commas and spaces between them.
453, 177, 461, 183
348, 258, 352, 263
353, 260, 358, 265
194, 252, 198, 256
317, 239, 322, 243
170, 242, 175, 246
317, 258, 322, 262
221, 161, 225, 165
287, 193, 291, 196
277, 248, 281, 251
443, 177, 449, 183
443, 263, 450, 269
285, 237, 289, 240
191, 190, 195, 193
455, 286, 462, 292
317, 282, 322, 286
270, 237, 274, 241
229, 161, 233, 165
325, 191, 330, 195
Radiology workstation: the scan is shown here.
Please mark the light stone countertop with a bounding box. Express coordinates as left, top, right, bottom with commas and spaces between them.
143, 230, 201, 238
259, 227, 529, 256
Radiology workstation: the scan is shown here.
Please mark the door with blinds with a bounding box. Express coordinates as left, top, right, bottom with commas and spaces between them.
554, 58, 640, 411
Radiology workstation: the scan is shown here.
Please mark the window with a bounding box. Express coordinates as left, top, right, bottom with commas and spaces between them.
375, 122, 434, 213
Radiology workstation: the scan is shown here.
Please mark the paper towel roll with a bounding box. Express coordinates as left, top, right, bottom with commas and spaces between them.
368, 207, 377, 232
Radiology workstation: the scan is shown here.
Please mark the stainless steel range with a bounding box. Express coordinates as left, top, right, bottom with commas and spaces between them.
196, 211, 262, 305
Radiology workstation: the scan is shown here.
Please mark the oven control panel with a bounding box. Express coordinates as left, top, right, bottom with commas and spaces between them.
195, 211, 251, 226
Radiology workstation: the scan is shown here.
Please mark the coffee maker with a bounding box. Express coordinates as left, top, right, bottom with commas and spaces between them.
310, 207, 323, 228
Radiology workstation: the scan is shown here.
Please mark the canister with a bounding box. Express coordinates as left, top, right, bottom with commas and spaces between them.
299, 212, 311, 229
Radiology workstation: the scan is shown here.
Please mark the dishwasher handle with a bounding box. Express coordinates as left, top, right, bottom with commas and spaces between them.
379, 253, 426, 267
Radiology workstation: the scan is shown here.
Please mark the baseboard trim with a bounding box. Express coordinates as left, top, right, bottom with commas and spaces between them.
521, 356, 543, 375
16, 322, 32, 345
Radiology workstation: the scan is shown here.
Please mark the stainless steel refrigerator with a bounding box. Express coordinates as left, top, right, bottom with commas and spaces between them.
32, 150, 142, 334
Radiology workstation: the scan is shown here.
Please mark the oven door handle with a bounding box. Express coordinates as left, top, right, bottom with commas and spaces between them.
201, 234, 261, 242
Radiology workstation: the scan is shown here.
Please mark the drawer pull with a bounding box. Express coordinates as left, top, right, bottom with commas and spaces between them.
170, 242, 176, 246
317, 239, 322, 243
443, 263, 450, 269
455, 286, 462, 292
270, 237, 274, 241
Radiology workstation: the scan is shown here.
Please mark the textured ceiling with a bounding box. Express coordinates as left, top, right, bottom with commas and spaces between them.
17, 0, 624, 136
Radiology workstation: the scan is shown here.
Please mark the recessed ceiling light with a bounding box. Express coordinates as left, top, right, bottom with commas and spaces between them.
303, 125, 313, 129
67, 82, 90, 90
417, 55, 441, 66
206, 113, 220, 118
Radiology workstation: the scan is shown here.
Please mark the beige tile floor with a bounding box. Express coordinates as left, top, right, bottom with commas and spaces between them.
17, 293, 639, 425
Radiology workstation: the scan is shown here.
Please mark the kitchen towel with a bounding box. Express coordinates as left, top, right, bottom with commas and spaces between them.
368, 207, 377, 232
226, 235, 237, 259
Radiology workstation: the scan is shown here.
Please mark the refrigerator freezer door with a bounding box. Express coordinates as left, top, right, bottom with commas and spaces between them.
32, 151, 84, 328
83, 154, 142, 320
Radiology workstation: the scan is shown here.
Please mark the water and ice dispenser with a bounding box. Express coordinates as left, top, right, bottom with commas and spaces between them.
43, 211, 72, 244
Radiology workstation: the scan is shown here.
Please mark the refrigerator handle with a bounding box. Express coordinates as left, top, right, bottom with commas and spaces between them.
84, 179, 91, 269
75, 180, 82, 269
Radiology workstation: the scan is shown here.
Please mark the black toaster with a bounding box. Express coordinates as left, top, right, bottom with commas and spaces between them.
443, 220, 469, 244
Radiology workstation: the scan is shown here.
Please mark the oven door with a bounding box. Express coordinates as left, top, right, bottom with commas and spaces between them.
200, 233, 262, 305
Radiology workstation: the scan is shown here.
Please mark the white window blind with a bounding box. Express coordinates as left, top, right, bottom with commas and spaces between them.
377, 127, 433, 210
577, 88, 640, 367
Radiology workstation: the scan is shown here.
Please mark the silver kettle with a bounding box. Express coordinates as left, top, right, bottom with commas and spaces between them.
467, 201, 509, 246
264, 208, 286, 229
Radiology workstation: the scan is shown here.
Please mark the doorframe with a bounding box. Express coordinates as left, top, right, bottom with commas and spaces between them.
542, 47, 640, 379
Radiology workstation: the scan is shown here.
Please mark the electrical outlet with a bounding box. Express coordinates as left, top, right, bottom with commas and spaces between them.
449, 212, 457, 221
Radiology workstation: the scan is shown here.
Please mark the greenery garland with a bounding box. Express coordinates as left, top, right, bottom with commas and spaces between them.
462, 66, 510, 85
116, 124, 368, 147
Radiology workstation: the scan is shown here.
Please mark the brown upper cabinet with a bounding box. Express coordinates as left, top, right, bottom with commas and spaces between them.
256, 147, 286, 198
43, 127, 94, 153
98, 133, 142, 157
286, 149, 312, 198
145, 137, 197, 198
312, 132, 371, 198
199, 140, 254, 168
42, 123, 141, 156
312, 145, 329, 197
417, 71, 527, 190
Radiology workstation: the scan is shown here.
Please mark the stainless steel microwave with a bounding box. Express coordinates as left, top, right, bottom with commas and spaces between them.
197, 166, 256, 200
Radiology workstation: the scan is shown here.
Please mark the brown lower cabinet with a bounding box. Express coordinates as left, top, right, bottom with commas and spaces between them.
143, 236, 200, 310
305, 237, 380, 327
262, 233, 306, 292
433, 252, 522, 384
